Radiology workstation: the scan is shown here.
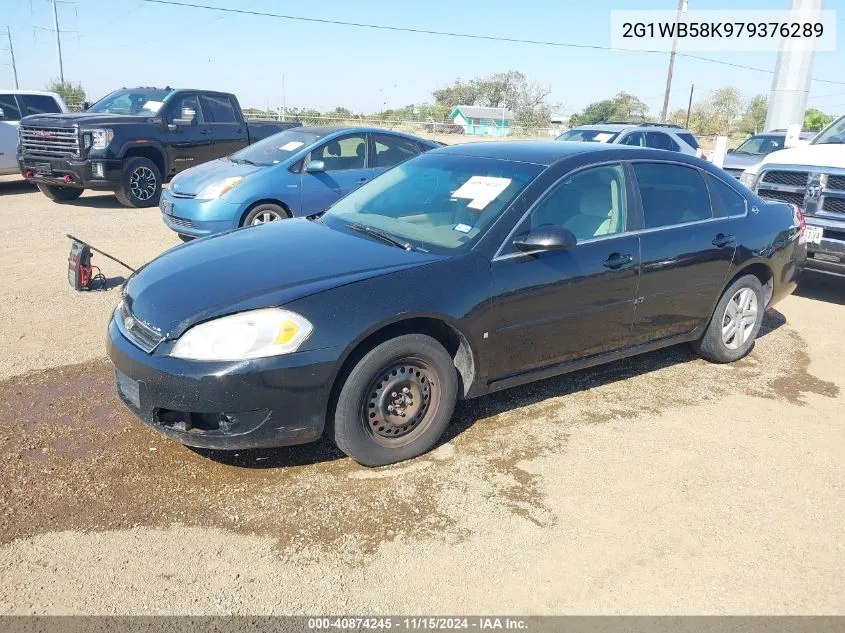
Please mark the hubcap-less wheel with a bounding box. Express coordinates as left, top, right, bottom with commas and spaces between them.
251, 210, 283, 225
129, 166, 157, 201
722, 287, 758, 350
363, 359, 438, 448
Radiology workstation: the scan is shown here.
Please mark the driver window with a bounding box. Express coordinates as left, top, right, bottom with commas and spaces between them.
169, 95, 203, 125
528, 164, 627, 242
311, 135, 367, 171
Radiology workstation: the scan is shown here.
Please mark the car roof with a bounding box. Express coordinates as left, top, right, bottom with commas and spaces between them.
569, 123, 695, 135
1, 89, 63, 97
292, 125, 435, 141
433, 140, 628, 165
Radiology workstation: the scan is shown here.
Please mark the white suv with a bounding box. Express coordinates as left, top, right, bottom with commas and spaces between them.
0, 90, 69, 176
557, 122, 705, 158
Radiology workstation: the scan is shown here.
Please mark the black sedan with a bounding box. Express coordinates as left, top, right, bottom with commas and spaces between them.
108, 142, 806, 466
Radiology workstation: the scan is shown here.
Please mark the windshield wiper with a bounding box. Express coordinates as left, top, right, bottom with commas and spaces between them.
345, 222, 412, 251
231, 157, 260, 166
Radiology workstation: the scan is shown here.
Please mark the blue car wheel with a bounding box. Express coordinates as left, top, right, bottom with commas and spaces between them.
243, 203, 289, 227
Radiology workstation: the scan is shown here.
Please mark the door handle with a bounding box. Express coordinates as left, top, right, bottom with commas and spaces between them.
603, 253, 633, 269
712, 233, 736, 248
358, 177, 368, 183
200, 128, 211, 135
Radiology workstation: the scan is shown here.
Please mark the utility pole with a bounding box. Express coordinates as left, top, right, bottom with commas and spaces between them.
660, 0, 688, 123
282, 74, 286, 121
51, 0, 64, 82
684, 84, 694, 128
5, 26, 19, 89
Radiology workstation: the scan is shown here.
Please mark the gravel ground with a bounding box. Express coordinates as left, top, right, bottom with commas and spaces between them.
0, 175, 844, 614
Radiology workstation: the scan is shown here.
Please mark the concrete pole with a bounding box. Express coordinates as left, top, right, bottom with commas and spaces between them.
764, 0, 824, 132
51, 0, 64, 83
6, 26, 18, 89
660, 0, 687, 123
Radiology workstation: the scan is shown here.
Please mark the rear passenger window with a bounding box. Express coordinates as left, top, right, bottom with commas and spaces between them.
646, 132, 679, 152
0, 94, 21, 121
677, 132, 700, 149
633, 162, 712, 229
371, 134, 420, 168
18, 94, 62, 116
621, 132, 646, 147
200, 95, 237, 123
707, 175, 746, 217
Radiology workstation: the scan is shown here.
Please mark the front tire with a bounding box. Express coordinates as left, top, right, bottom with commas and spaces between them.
36, 183, 83, 202
242, 203, 288, 227
115, 157, 162, 208
331, 334, 458, 467
692, 274, 765, 363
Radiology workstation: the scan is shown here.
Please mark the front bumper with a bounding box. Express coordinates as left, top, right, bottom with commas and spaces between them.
806, 225, 845, 277
107, 317, 342, 450
18, 154, 122, 190
160, 190, 243, 238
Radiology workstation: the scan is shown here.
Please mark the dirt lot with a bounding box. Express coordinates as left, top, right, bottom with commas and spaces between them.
0, 175, 844, 615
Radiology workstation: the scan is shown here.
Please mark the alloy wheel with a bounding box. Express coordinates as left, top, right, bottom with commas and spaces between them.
721, 287, 758, 350
129, 166, 157, 201
251, 210, 283, 225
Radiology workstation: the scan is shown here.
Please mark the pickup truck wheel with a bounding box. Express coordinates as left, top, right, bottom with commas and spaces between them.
243, 203, 288, 227
692, 274, 765, 363
331, 334, 458, 467
116, 157, 162, 208
36, 183, 83, 202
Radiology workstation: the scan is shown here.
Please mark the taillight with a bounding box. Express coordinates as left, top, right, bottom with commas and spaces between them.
789, 203, 806, 240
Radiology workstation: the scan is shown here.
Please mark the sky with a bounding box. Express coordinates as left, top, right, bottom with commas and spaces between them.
2, 0, 844, 118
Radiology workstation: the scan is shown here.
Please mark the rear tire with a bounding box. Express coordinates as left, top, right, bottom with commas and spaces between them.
331, 334, 458, 467
242, 203, 288, 227
692, 274, 765, 363
116, 157, 162, 208
36, 183, 83, 202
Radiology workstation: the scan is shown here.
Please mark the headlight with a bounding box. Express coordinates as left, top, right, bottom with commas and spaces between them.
83, 129, 113, 151
195, 176, 244, 200
740, 168, 758, 188
170, 308, 313, 361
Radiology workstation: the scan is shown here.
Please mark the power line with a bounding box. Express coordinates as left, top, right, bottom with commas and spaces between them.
142, 0, 845, 86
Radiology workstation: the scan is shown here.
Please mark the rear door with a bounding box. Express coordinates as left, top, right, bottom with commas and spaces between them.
0, 94, 22, 173
163, 93, 214, 176
644, 131, 680, 152
200, 94, 248, 157
630, 161, 738, 343
299, 133, 373, 215
369, 133, 423, 176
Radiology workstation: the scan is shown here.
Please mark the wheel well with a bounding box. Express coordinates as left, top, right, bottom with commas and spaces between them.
123, 147, 166, 177
239, 199, 291, 226
728, 263, 774, 306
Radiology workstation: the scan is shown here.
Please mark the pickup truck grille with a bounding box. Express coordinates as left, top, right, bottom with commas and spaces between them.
19, 125, 80, 159
760, 170, 809, 187
760, 190, 805, 207
755, 166, 845, 220
828, 175, 845, 191
824, 198, 845, 214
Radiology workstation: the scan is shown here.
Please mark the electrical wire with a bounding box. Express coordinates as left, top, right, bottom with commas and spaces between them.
142, 0, 845, 86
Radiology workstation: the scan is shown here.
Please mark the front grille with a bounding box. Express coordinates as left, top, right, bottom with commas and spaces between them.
758, 190, 805, 207
827, 175, 845, 191
169, 216, 195, 228
115, 302, 164, 353
19, 125, 80, 158
823, 197, 845, 214
761, 170, 809, 187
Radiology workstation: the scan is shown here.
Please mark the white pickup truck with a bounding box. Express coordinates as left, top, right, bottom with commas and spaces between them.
741, 114, 845, 278
0, 90, 69, 176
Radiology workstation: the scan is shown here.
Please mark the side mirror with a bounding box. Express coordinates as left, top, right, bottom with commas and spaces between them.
171, 107, 196, 127
513, 226, 577, 252
0, 107, 5, 120
306, 160, 325, 173
82, 101, 90, 111
727, 148, 735, 153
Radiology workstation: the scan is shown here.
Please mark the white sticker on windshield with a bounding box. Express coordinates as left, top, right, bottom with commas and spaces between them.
142, 100, 164, 113
453, 223, 473, 233
594, 132, 614, 143
280, 141, 305, 151
452, 176, 511, 211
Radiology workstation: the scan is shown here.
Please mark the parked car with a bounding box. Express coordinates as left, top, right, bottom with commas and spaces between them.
159, 126, 440, 239
16, 87, 299, 207
557, 122, 705, 158
0, 90, 68, 176
741, 114, 845, 278
108, 142, 804, 467
722, 130, 816, 179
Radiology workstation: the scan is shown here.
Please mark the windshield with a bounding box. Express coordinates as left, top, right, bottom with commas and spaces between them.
734, 134, 785, 155
556, 129, 620, 143
229, 129, 320, 166
812, 116, 845, 145
87, 89, 171, 115
323, 153, 543, 253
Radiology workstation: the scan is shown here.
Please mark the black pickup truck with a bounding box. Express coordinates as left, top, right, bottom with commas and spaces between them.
17, 87, 299, 208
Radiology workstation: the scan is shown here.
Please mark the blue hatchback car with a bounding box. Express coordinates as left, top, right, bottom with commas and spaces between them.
159, 126, 440, 238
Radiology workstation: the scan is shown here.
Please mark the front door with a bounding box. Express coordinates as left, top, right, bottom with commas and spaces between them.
0, 94, 21, 173
629, 161, 737, 343
490, 162, 641, 380
163, 93, 214, 176
299, 133, 373, 216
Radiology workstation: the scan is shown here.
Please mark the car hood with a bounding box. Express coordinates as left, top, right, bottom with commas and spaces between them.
123, 219, 444, 338
722, 153, 762, 171
759, 144, 845, 169
168, 158, 264, 196
20, 112, 156, 127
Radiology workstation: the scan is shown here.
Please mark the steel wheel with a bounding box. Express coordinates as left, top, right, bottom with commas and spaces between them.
722, 287, 758, 350
251, 210, 283, 225
129, 166, 157, 201
361, 358, 439, 448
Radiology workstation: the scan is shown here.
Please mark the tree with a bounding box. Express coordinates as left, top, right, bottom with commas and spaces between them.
568, 92, 651, 126
738, 94, 767, 135
45, 80, 86, 108
804, 108, 833, 132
